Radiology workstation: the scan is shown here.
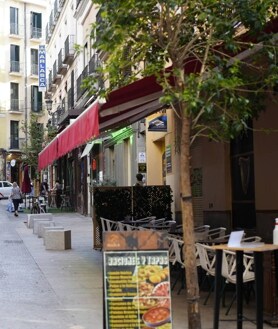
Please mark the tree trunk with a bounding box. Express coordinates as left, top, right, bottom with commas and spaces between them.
180, 114, 202, 329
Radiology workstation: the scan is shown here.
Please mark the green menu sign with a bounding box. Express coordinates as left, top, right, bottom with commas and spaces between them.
103, 232, 172, 329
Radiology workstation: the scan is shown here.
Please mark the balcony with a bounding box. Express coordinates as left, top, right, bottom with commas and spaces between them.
30, 27, 42, 40
31, 101, 43, 113
63, 35, 75, 65
88, 54, 101, 76
9, 99, 21, 113
10, 61, 22, 75
31, 64, 38, 76
56, 104, 66, 125
76, 0, 82, 9
49, 10, 55, 33
58, 49, 67, 75
52, 60, 62, 84
50, 112, 58, 127
76, 66, 89, 100
10, 137, 25, 150
53, 91, 81, 127
48, 71, 56, 92
54, 0, 61, 21
45, 23, 52, 44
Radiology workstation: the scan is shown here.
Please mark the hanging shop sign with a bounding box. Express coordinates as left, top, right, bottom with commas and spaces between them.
138, 163, 147, 173
38, 45, 46, 92
148, 115, 167, 132
165, 145, 172, 174
138, 152, 146, 163
103, 231, 172, 329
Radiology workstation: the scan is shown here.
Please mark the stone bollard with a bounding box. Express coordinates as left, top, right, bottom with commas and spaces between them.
44, 230, 71, 250
27, 213, 53, 229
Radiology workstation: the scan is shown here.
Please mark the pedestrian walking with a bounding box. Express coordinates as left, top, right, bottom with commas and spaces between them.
10, 182, 22, 217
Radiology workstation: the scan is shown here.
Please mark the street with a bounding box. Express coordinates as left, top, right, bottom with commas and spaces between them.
0, 199, 103, 329
0, 199, 263, 329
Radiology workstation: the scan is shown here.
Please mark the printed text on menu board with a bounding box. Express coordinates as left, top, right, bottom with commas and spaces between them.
104, 250, 172, 329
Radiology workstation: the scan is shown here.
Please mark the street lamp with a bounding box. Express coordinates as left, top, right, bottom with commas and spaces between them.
45, 99, 53, 114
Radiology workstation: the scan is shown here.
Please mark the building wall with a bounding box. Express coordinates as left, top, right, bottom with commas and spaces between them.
145, 108, 232, 226
253, 96, 278, 241
253, 97, 278, 210
0, 0, 47, 184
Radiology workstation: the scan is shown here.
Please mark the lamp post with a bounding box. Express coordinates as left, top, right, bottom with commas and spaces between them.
45, 99, 53, 114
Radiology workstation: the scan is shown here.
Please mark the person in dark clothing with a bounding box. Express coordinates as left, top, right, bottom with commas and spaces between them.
134, 173, 144, 186
53, 180, 62, 208
40, 180, 49, 197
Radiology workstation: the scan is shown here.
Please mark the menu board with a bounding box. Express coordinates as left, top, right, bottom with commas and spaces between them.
103, 231, 172, 328
104, 250, 172, 329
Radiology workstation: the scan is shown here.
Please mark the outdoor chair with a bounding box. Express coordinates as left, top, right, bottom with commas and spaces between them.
100, 217, 119, 233
147, 220, 177, 233
142, 217, 166, 228
167, 235, 185, 294
118, 222, 139, 231
221, 249, 255, 315
206, 227, 227, 241
195, 242, 217, 305
194, 225, 210, 241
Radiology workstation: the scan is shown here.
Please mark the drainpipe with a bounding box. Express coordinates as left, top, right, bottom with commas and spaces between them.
24, 3, 28, 147
87, 154, 91, 216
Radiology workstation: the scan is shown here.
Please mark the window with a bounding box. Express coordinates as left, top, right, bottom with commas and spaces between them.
10, 44, 20, 72
31, 49, 38, 75
31, 12, 42, 38
10, 83, 19, 111
10, 121, 19, 149
31, 86, 42, 112
10, 7, 19, 35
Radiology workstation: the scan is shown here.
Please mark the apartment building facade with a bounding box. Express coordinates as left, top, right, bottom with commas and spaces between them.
44, 0, 147, 214
0, 0, 47, 184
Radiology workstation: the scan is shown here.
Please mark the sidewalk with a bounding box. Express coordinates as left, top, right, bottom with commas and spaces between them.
0, 199, 263, 329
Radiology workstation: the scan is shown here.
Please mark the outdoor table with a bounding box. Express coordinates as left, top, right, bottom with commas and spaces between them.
211, 244, 278, 329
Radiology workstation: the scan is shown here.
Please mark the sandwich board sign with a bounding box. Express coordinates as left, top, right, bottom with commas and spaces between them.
103, 230, 173, 329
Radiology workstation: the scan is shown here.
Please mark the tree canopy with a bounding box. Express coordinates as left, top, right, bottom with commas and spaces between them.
21, 114, 45, 178
91, 0, 277, 142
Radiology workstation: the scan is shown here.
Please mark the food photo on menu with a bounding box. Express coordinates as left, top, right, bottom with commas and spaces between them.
133, 264, 172, 328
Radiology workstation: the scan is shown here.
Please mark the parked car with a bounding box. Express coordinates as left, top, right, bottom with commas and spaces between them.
0, 181, 13, 198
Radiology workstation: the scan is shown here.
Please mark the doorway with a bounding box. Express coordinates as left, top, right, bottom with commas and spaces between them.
230, 124, 256, 229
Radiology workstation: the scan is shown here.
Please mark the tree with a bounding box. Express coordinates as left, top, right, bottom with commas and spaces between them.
21, 114, 45, 178
89, 1, 278, 328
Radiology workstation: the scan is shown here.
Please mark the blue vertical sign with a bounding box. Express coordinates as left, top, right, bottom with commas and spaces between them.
38, 45, 46, 92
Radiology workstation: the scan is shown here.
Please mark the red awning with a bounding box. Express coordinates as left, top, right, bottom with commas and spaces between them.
38, 101, 99, 171
38, 136, 58, 171
99, 75, 163, 131
38, 61, 200, 171
98, 60, 201, 131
